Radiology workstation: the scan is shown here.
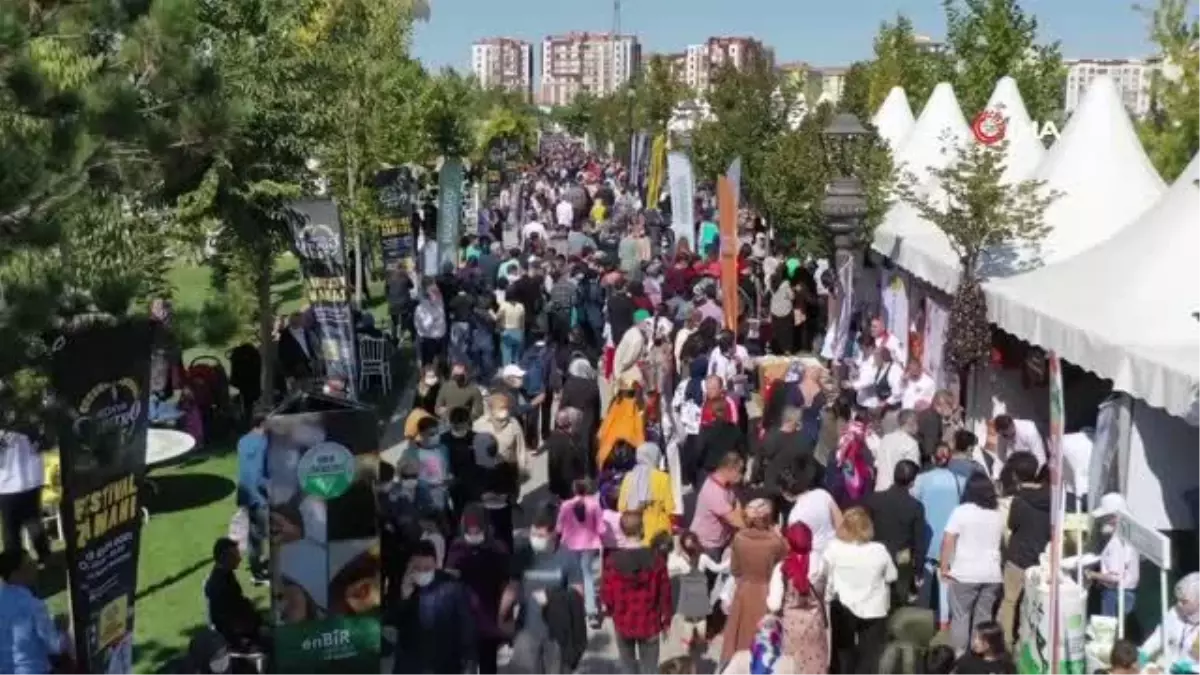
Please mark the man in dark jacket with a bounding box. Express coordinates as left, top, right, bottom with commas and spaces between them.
203, 538, 264, 650
915, 389, 953, 467
863, 459, 926, 608
599, 513, 672, 674
1000, 451, 1051, 648
389, 540, 477, 674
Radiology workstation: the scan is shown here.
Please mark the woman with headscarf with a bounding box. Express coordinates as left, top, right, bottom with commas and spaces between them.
560, 357, 602, 470
826, 407, 873, 508
1141, 571, 1200, 670
596, 375, 647, 471
721, 615, 797, 674
721, 499, 788, 664
767, 522, 829, 673
617, 442, 674, 548
443, 504, 514, 674
546, 408, 589, 501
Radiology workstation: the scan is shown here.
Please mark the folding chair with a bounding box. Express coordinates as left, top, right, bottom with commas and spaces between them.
358, 335, 392, 393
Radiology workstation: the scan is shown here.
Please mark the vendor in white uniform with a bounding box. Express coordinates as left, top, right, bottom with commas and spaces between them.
1142, 572, 1200, 671
1086, 493, 1140, 623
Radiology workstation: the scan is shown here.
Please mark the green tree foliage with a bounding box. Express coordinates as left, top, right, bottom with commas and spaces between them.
691, 54, 800, 210
760, 104, 895, 256
942, 0, 1066, 123
898, 139, 1059, 369
838, 62, 873, 120
1138, 0, 1199, 182
866, 15, 951, 113
637, 55, 686, 134
550, 92, 597, 138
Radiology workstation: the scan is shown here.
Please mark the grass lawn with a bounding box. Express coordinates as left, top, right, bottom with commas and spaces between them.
31, 255, 407, 673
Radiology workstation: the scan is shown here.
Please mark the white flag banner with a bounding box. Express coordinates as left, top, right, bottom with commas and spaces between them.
667, 152, 695, 251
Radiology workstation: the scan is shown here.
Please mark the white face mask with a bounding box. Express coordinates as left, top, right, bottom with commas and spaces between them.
400, 478, 419, 490
529, 534, 551, 553
412, 570, 435, 587
493, 409, 510, 423
464, 532, 485, 546
209, 653, 230, 674
423, 375, 438, 386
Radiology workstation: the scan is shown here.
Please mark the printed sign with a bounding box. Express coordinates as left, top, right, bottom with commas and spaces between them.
972, 109, 1061, 145
53, 320, 153, 675
375, 167, 416, 273
667, 152, 695, 250
268, 396, 381, 673
287, 199, 357, 398
437, 158, 465, 270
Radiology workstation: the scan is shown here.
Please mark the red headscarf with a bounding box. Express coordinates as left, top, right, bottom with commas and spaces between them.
782, 522, 813, 595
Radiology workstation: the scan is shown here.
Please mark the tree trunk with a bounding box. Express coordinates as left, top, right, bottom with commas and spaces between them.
347, 138, 363, 307
256, 250, 276, 408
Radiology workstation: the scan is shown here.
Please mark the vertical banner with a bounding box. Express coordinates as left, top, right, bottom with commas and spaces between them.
53, 320, 153, 674
436, 158, 464, 270
667, 152, 695, 251
484, 137, 505, 205
717, 169, 739, 333
267, 394, 381, 673
375, 167, 416, 275
726, 157, 742, 217
645, 134, 667, 210
288, 199, 358, 397
1047, 351, 1066, 674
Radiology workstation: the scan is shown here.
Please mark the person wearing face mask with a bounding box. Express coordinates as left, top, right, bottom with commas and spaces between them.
435, 358, 484, 423
473, 393, 528, 474
413, 364, 441, 417
441, 407, 477, 512
1141, 572, 1200, 671
401, 417, 451, 517
507, 511, 582, 674
414, 278, 447, 370
389, 540, 478, 674
444, 505, 513, 674
1086, 493, 1141, 630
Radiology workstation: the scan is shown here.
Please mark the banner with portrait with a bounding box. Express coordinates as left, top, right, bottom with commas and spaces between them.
436, 158, 464, 270
667, 152, 695, 250
287, 198, 357, 397
267, 393, 381, 673
52, 320, 154, 674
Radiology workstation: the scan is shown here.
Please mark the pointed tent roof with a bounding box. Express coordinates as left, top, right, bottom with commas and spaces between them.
871, 83, 971, 292
871, 86, 916, 153
981, 76, 1045, 184
987, 153, 1199, 420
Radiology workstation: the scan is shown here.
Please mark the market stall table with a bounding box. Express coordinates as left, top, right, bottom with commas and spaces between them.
143, 428, 197, 520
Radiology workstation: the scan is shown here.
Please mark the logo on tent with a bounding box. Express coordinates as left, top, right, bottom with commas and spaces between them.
972, 109, 1008, 145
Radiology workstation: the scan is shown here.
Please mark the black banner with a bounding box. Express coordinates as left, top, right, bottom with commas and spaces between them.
53, 320, 153, 674
287, 199, 358, 398
484, 136, 523, 204
266, 393, 381, 673
374, 167, 416, 272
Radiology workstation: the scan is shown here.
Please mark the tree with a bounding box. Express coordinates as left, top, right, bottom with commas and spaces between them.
636, 55, 686, 135
838, 61, 873, 120
690, 54, 800, 210
1138, 0, 1199, 182
550, 92, 596, 138
942, 0, 1066, 124
760, 103, 895, 256
866, 15, 951, 113
898, 139, 1059, 369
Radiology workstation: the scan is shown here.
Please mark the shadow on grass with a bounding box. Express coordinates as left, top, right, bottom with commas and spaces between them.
144, 473, 235, 516
135, 557, 212, 602
134, 624, 210, 674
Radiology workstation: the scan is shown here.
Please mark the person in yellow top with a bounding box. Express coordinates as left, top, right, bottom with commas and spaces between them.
618, 442, 675, 547
590, 200, 607, 223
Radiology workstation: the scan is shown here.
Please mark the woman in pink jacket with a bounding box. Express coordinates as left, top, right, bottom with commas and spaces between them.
557, 478, 605, 628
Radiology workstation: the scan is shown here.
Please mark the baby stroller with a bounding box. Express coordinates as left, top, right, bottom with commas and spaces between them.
187, 356, 234, 441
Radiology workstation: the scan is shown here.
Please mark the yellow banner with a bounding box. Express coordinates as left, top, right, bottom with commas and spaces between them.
646, 134, 667, 208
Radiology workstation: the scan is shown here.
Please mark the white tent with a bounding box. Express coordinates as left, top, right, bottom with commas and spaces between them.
871, 82, 970, 292
981, 75, 1045, 184
871, 86, 916, 153
986, 153, 1200, 420
979, 76, 1165, 277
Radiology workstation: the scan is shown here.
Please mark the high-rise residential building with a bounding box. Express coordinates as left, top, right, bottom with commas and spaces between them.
1064, 57, 1161, 117
471, 38, 535, 101
539, 32, 641, 107
684, 36, 772, 91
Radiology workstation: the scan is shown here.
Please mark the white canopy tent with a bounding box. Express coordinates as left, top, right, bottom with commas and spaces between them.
984, 75, 1045, 185
986, 153, 1200, 421
871, 82, 970, 292
870, 86, 916, 153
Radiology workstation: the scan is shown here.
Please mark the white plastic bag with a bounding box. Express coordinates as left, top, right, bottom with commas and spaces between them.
227, 507, 249, 554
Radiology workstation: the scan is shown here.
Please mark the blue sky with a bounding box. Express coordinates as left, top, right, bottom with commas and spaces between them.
412, 0, 1165, 72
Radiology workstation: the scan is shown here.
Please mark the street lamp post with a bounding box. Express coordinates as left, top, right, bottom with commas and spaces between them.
821, 112, 870, 371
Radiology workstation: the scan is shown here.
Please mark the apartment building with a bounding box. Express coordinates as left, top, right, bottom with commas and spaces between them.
471, 38, 535, 100
684, 36, 771, 91
1064, 57, 1160, 117
538, 32, 641, 107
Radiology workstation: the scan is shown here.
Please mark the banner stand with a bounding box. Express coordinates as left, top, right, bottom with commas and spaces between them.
266, 391, 382, 673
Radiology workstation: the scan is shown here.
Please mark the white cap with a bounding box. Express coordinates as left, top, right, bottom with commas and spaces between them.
500, 364, 526, 379
1092, 492, 1128, 517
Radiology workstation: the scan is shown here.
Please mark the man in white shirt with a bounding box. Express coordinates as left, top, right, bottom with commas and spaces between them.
0, 431, 51, 564
1089, 493, 1141, 621
994, 414, 1047, 467
521, 218, 547, 247
852, 347, 903, 410
708, 331, 752, 402
1061, 429, 1094, 510
869, 316, 906, 368
899, 360, 937, 411
414, 279, 447, 369
875, 410, 921, 491
555, 199, 574, 228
